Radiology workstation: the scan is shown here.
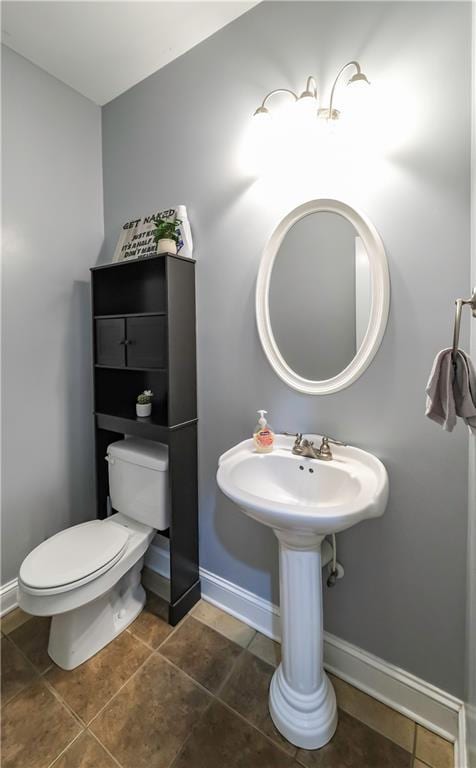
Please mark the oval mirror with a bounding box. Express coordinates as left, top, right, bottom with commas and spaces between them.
256, 199, 390, 394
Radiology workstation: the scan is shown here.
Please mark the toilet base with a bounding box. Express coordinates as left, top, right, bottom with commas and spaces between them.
48, 558, 146, 670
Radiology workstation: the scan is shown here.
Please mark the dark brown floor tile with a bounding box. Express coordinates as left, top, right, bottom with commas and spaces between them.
1, 680, 81, 768
219, 650, 296, 755
1, 636, 37, 705
90, 653, 211, 768
1, 608, 32, 635
171, 699, 296, 768
46, 629, 151, 724
9, 616, 51, 672
329, 674, 414, 751
415, 725, 454, 768
160, 616, 242, 693
128, 591, 173, 648
296, 709, 412, 768
52, 732, 117, 768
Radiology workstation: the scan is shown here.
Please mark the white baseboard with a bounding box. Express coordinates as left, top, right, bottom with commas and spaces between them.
466, 704, 476, 768
0, 578, 18, 617
145, 542, 466, 766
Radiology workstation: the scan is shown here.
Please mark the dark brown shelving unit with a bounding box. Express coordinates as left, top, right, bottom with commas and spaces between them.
91, 253, 200, 625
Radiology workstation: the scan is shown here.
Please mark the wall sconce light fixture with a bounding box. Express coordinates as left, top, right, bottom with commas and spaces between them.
253, 60, 370, 124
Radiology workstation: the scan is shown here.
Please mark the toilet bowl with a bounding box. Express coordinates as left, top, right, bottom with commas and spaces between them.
17, 438, 169, 670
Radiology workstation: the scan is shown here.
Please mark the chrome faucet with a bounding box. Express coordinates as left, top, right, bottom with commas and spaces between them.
283, 433, 346, 461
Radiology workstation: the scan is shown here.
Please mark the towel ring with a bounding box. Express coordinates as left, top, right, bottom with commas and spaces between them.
452, 286, 476, 365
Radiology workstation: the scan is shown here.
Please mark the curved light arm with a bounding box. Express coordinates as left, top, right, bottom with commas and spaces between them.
253, 88, 298, 115
301, 76, 317, 98
328, 60, 368, 119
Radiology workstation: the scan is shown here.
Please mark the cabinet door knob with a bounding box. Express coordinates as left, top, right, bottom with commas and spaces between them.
119, 339, 129, 345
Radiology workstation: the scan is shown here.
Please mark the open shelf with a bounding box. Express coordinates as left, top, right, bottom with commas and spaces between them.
92, 257, 167, 316
94, 368, 168, 420
95, 365, 168, 372
95, 411, 197, 442
94, 312, 167, 320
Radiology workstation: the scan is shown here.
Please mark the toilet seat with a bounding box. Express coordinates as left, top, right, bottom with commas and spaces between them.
19, 519, 129, 596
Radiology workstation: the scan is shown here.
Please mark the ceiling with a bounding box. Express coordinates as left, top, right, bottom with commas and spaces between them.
2, 1, 257, 105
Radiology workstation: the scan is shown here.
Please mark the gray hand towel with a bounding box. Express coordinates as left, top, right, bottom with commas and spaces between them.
425, 348, 476, 434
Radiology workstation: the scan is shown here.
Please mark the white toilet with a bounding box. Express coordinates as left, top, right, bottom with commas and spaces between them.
17, 437, 169, 670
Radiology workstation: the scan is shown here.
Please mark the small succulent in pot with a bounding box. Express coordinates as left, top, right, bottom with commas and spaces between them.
136, 390, 154, 418
151, 214, 182, 255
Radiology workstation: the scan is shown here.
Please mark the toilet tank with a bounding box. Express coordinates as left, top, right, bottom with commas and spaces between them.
106, 438, 169, 530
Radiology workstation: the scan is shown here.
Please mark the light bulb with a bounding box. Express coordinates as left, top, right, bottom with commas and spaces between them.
295, 93, 317, 119
240, 108, 275, 175
339, 76, 372, 128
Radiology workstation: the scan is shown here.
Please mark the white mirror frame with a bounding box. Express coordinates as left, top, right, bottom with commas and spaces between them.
256, 199, 390, 395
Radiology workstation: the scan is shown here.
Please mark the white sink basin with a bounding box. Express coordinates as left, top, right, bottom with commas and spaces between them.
216, 434, 388, 752
217, 435, 388, 534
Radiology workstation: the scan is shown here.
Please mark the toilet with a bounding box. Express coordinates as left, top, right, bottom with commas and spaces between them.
17, 437, 169, 670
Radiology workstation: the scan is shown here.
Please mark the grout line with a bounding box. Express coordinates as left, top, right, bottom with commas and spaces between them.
412, 720, 418, 757
45, 632, 154, 728
87, 643, 157, 729
208, 647, 247, 700
329, 672, 418, 753
155, 651, 218, 700
88, 729, 125, 768
127, 601, 191, 654
5, 620, 53, 678
165, 699, 217, 768
3, 629, 42, 673
163, 686, 216, 768
190, 603, 258, 650
157, 649, 298, 761
46, 730, 85, 768
1, 634, 41, 707
155, 620, 249, 702
155, 612, 192, 650
214, 688, 299, 759
214, 662, 298, 759
0, 609, 33, 636
41, 674, 88, 729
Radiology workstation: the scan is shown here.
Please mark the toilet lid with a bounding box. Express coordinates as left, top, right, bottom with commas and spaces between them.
19, 520, 129, 590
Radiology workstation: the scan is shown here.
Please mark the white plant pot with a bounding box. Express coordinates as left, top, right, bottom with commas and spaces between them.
157, 238, 177, 255
136, 403, 152, 417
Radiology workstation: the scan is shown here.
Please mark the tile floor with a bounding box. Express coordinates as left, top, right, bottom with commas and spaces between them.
1, 592, 455, 768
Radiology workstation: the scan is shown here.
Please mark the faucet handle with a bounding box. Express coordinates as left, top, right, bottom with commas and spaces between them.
317, 435, 346, 461
281, 432, 304, 455
322, 435, 347, 447
281, 432, 302, 444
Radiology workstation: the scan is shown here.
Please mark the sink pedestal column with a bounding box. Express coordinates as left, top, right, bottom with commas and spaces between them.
269, 530, 337, 750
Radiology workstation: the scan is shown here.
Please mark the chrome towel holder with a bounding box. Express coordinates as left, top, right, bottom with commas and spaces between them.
452, 286, 476, 364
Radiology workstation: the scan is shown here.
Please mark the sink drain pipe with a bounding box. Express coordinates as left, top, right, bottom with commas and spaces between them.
322, 535, 345, 587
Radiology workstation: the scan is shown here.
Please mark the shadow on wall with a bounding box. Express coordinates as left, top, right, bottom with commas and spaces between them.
64, 280, 95, 523
213, 489, 279, 604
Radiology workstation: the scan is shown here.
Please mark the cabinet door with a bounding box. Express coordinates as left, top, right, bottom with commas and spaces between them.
95, 319, 126, 366
126, 316, 166, 369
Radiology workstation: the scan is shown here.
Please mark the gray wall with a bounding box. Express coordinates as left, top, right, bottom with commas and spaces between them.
466, 4, 476, 756
1, 47, 103, 583
269, 212, 357, 380
102, 1, 471, 696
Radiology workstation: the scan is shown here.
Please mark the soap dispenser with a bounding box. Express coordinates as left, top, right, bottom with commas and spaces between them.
253, 410, 275, 454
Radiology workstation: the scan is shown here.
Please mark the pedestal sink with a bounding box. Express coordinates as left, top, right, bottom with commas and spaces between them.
216, 434, 388, 750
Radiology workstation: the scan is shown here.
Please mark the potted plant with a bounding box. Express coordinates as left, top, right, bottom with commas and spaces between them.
151, 214, 182, 255
136, 390, 154, 417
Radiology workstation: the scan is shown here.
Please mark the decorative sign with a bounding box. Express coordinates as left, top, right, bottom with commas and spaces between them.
112, 208, 177, 262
